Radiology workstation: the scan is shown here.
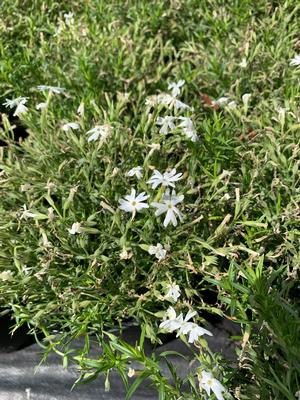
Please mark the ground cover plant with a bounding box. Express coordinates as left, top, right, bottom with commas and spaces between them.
0, 0, 300, 398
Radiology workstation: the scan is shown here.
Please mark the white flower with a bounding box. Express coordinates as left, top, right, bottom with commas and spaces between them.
160, 307, 213, 346
118, 189, 149, 214
36, 102, 47, 110
239, 57, 247, 68
178, 117, 198, 141
290, 54, 300, 66
168, 80, 185, 97
159, 307, 212, 342
175, 309, 198, 337
159, 307, 183, 333
199, 371, 226, 400
3, 97, 28, 116
62, 122, 80, 131
151, 189, 184, 227
242, 93, 251, 107
126, 166, 143, 180
14, 103, 28, 116
86, 125, 111, 142
68, 222, 82, 235
3, 97, 27, 109
20, 204, 37, 220
36, 85, 65, 94
158, 94, 190, 111
168, 96, 191, 111
188, 324, 213, 343
156, 116, 176, 134
147, 169, 182, 189
159, 308, 212, 343
211, 97, 230, 106
64, 12, 74, 26
165, 283, 181, 302
148, 243, 167, 260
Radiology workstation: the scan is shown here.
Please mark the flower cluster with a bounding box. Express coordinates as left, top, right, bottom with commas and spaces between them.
148, 243, 167, 260
159, 306, 213, 344
147, 80, 198, 142
118, 169, 184, 227
117, 81, 194, 227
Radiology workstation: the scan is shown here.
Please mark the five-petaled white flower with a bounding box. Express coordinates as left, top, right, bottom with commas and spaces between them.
187, 324, 213, 343
148, 243, 167, 260
147, 169, 182, 189
290, 54, 300, 66
126, 166, 143, 180
86, 125, 111, 142
119, 189, 149, 215
3, 97, 28, 116
156, 116, 176, 134
68, 222, 83, 235
178, 117, 198, 142
199, 371, 226, 400
175, 309, 199, 337
62, 122, 80, 131
165, 283, 181, 302
36, 85, 65, 94
151, 189, 184, 227
168, 80, 185, 97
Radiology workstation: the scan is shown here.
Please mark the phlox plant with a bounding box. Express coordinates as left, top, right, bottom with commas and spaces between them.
0, 1, 300, 399
0, 79, 235, 399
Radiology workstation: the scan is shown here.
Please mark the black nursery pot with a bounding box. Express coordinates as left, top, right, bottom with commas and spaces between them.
0, 312, 37, 352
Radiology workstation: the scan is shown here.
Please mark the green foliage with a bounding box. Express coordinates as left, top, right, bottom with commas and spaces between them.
0, 0, 299, 399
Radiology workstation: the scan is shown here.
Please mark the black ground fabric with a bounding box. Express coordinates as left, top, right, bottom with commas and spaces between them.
0, 321, 236, 399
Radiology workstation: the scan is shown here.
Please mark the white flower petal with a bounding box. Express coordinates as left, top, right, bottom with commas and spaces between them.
290, 55, 300, 66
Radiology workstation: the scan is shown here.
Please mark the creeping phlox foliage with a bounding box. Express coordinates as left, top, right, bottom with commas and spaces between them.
1, 2, 300, 399
0, 80, 229, 399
